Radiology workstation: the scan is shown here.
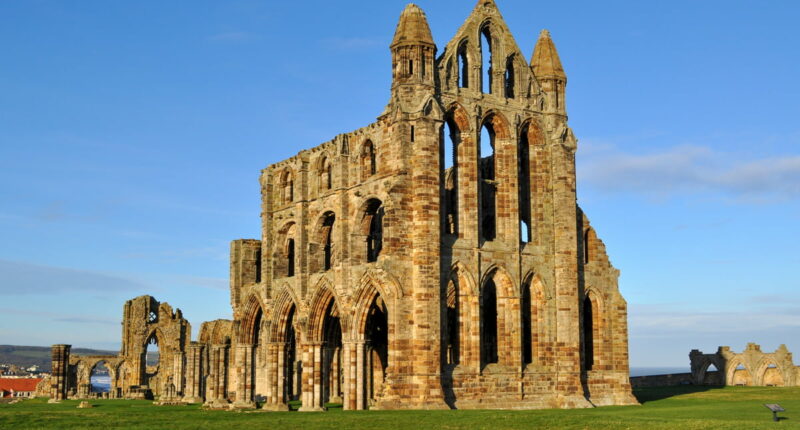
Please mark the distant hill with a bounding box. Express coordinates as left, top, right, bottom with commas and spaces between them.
0, 345, 118, 372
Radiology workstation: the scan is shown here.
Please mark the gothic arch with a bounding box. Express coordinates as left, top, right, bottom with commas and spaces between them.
754, 358, 786, 386
239, 294, 265, 345
309, 211, 337, 272
307, 277, 349, 341
480, 265, 516, 298
269, 285, 303, 343
446, 102, 472, 133
351, 272, 400, 339
727, 358, 753, 386
450, 261, 478, 297
480, 110, 511, 140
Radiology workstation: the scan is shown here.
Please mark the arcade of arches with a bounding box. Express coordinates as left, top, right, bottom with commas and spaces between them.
690, 343, 800, 387
50, 0, 641, 410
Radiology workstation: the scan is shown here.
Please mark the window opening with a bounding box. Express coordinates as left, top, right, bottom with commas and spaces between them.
322, 214, 335, 271
480, 123, 496, 241
518, 124, 532, 243
521, 280, 532, 364
442, 120, 458, 235
287, 238, 295, 277
481, 27, 492, 94
583, 296, 594, 371
365, 200, 384, 262
458, 43, 469, 88
481, 277, 498, 365
504, 56, 515, 98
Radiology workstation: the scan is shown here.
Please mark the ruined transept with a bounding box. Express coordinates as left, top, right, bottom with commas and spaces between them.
50, 1, 637, 410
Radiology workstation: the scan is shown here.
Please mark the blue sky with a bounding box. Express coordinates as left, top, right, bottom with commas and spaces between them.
1, 0, 798, 368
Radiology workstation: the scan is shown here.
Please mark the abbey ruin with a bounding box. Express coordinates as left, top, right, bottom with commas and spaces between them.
50, 1, 637, 410
691, 343, 800, 387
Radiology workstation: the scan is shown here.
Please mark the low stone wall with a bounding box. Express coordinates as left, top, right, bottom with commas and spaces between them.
630, 373, 693, 388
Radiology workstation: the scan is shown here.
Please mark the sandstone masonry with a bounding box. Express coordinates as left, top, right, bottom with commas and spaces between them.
51, 0, 637, 410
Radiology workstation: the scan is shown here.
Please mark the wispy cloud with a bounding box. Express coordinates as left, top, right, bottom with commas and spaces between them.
0, 308, 117, 325
321, 37, 381, 51
207, 31, 253, 42
0, 259, 149, 296
629, 302, 800, 336
179, 276, 228, 291
120, 245, 227, 262
579, 143, 800, 202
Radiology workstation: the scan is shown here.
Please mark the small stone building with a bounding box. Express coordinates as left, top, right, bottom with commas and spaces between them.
51, 0, 637, 410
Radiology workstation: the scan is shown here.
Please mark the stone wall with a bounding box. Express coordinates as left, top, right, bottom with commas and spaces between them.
629, 373, 693, 388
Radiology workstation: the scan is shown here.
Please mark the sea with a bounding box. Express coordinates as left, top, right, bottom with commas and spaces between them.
90, 375, 111, 392
630, 367, 689, 377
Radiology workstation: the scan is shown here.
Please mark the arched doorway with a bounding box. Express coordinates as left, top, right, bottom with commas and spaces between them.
703, 363, 722, 385
364, 294, 388, 406
90, 361, 110, 394
762, 363, 784, 386
322, 300, 343, 405
144, 333, 160, 393
283, 306, 300, 403
731, 364, 752, 386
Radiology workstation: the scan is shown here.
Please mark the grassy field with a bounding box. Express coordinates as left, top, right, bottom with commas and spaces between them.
1, 386, 798, 429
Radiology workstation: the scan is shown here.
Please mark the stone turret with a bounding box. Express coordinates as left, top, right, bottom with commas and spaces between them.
531, 29, 567, 114
391, 4, 436, 96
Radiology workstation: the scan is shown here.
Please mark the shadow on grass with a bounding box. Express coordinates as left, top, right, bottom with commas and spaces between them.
633, 385, 724, 403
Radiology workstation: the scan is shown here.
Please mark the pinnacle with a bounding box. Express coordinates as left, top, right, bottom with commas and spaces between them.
392, 3, 434, 48
531, 28, 566, 80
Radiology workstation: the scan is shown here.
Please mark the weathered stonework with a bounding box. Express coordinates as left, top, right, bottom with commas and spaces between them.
217, 0, 636, 410
52, 295, 191, 400
50, 0, 637, 410
691, 343, 800, 387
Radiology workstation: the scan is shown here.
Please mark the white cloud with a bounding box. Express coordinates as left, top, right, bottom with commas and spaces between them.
0, 259, 149, 296
578, 143, 800, 202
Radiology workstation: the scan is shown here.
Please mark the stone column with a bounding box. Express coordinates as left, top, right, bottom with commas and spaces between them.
232, 344, 256, 409
356, 341, 365, 410
49, 344, 71, 403
204, 345, 230, 409
299, 342, 324, 411
262, 342, 289, 411
342, 341, 354, 410
182, 343, 204, 403
329, 346, 342, 403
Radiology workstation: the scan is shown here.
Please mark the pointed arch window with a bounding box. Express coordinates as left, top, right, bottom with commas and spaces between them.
583, 295, 596, 371
362, 199, 384, 262
361, 141, 377, 180
458, 42, 469, 88
286, 238, 295, 277
584, 229, 591, 264
521, 279, 532, 365
280, 170, 294, 204
321, 213, 335, 271
445, 277, 459, 365
480, 277, 498, 365
504, 56, 515, 98
480, 26, 493, 94
480, 121, 496, 241
442, 119, 459, 236
518, 123, 532, 243
319, 157, 332, 191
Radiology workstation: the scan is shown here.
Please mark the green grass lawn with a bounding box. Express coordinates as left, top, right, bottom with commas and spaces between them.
1, 386, 798, 429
